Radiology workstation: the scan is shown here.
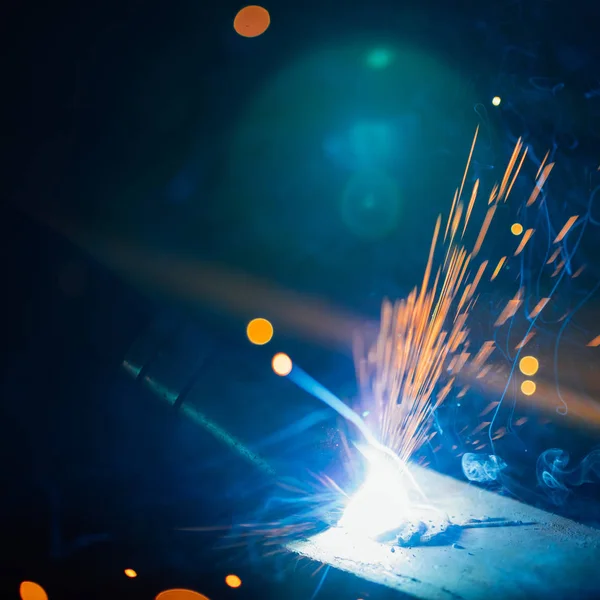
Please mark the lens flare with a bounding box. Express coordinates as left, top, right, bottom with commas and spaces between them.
521, 380, 536, 396
519, 355, 539, 376
365, 47, 394, 70
511, 222, 524, 235
272, 352, 292, 376
246, 317, 274, 345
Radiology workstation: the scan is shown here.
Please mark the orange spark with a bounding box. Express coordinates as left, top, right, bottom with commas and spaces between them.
471, 421, 491, 434
472, 205, 496, 257
457, 126, 479, 208
354, 132, 555, 463
488, 183, 499, 205
444, 190, 459, 242
476, 364, 493, 379
513, 228, 534, 256
503, 146, 528, 203
554, 215, 578, 244
490, 256, 506, 281
526, 162, 555, 206
551, 259, 565, 278
588, 335, 600, 348
494, 288, 523, 327
529, 298, 549, 319
499, 138, 525, 200
535, 150, 549, 180
457, 385, 470, 398
546, 247, 561, 264
472, 341, 496, 370
462, 179, 479, 238
515, 330, 535, 349
492, 427, 507, 441
480, 401, 500, 417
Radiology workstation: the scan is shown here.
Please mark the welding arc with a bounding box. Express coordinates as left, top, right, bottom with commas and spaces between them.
288, 365, 379, 446
288, 363, 428, 500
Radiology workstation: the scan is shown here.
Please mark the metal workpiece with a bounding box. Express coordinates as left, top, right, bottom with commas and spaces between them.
289, 464, 600, 600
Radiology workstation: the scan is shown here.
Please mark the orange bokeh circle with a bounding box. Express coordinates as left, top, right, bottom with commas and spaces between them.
225, 573, 242, 588
155, 589, 211, 600
234, 5, 270, 38
19, 581, 48, 600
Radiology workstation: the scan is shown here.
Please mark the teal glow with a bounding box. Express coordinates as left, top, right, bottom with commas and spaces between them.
223, 41, 473, 252
349, 120, 395, 168
341, 169, 401, 239
365, 47, 394, 70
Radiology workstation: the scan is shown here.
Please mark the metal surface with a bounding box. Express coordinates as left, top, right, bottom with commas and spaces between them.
289, 464, 600, 600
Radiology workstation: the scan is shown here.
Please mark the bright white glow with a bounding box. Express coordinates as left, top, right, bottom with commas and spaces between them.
338, 443, 413, 539
338, 470, 408, 538
288, 464, 600, 597
292, 524, 396, 566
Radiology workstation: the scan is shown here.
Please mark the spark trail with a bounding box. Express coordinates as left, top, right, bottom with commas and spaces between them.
353, 128, 531, 464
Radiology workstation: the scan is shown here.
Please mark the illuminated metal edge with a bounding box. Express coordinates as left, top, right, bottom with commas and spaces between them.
286, 464, 600, 599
